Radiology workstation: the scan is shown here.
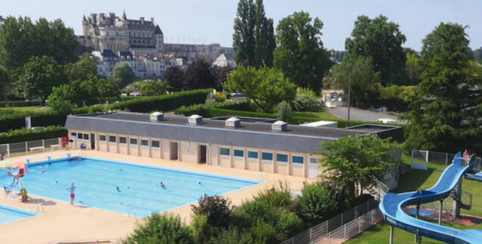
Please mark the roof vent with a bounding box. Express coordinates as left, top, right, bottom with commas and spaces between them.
188, 114, 203, 126
225, 117, 241, 128
272, 121, 288, 132
150, 112, 164, 122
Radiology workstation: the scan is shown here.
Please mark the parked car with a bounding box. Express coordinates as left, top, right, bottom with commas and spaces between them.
231, 93, 243, 97
31, 126, 47, 130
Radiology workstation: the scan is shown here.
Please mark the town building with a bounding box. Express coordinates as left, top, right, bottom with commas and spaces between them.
212, 53, 236, 68
65, 112, 402, 179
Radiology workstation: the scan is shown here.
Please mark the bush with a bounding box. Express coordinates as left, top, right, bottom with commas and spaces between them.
191, 194, 233, 229
297, 182, 338, 227
276, 101, 292, 122
48, 99, 75, 115
0, 126, 67, 144
208, 227, 253, 244
291, 88, 321, 112
0, 100, 42, 107
175, 100, 250, 117
272, 209, 304, 240
213, 92, 227, 102
231, 200, 272, 229
249, 219, 278, 244
190, 214, 213, 244
122, 213, 194, 244
110, 89, 211, 113
252, 182, 294, 210
0, 110, 68, 133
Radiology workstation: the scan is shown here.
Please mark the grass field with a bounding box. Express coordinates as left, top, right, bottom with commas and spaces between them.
346, 155, 482, 243
0, 106, 48, 112
292, 108, 339, 120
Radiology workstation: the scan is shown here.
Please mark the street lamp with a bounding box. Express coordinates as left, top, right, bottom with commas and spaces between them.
347, 72, 351, 121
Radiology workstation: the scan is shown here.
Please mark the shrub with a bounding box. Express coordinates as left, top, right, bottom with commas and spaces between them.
175, 100, 250, 117
231, 199, 271, 229
249, 219, 278, 244
191, 194, 233, 229
0, 100, 42, 107
48, 99, 75, 115
276, 101, 292, 122
297, 182, 338, 227
291, 88, 321, 112
190, 214, 213, 244
122, 213, 194, 244
213, 92, 226, 102
0, 126, 67, 144
272, 209, 304, 240
252, 182, 294, 210
208, 227, 253, 244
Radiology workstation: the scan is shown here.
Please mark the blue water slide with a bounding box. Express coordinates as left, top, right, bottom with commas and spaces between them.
379, 152, 482, 243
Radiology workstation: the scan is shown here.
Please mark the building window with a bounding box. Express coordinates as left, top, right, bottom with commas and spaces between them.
70, 132, 77, 139
234, 149, 244, 158
152, 140, 160, 148
77, 133, 83, 140
141, 139, 149, 147
292, 155, 304, 165
130, 138, 138, 146
109, 136, 117, 143
119, 137, 127, 144
220, 148, 230, 157
262, 152, 273, 161
248, 151, 258, 160
277, 154, 288, 163
83, 134, 89, 141
99, 135, 106, 142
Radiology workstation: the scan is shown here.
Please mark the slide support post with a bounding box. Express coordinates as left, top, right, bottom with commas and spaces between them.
389, 225, 394, 244
438, 200, 443, 225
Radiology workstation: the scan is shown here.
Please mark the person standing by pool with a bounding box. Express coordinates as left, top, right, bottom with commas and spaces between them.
66, 183, 76, 205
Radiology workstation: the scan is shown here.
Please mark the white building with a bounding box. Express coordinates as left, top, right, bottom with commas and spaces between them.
212, 53, 236, 68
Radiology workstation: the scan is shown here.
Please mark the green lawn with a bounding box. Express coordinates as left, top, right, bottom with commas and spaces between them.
0, 106, 48, 112
346, 155, 482, 243
292, 108, 338, 120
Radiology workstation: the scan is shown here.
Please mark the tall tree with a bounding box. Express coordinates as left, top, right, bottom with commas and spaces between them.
233, 0, 275, 67
112, 63, 136, 88
184, 59, 216, 90
65, 53, 98, 82
330, 56, 379, 107
16, 56, 67, 105
403, 23, 482, 153
345, 15, 407, 86
224, 66, 297, 112
211, 65, 234, 90
0, 65, 9, 100
473, 47, 482, 63
165, 66, 185, 91
0, 17, 78, 70
274, 11, 332, 94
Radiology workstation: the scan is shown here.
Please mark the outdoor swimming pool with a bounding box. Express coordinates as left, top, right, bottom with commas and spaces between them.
0, 157, 261, 217
0, 204, 37, 225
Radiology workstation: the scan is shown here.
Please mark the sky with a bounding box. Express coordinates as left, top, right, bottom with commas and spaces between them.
2, 0, 482, 51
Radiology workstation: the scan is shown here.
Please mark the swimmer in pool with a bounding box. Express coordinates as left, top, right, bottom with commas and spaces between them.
116, 186, 121, 192
160, 182, 165, 188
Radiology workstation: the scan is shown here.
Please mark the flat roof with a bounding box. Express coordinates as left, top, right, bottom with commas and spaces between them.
65, 112, 398, 153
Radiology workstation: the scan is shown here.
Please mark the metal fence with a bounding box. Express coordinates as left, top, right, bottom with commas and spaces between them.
0, 138, 64, 158
280, 199, 382, 244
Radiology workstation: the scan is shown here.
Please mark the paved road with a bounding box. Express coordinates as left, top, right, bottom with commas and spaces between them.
327, 106, 399, 122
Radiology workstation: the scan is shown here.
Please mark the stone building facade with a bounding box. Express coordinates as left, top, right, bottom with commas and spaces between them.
78, 12, 221, 63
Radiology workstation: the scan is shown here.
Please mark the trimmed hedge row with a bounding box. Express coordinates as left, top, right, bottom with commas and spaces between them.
174, 100, 251, 117
0, 126, 67, 144
0, 89, 213, 132
0, 100, 42, 107
110, 89, 212, 113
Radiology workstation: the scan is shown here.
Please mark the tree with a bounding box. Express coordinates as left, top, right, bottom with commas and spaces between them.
316, 135, 400, 202
122, 213, 194, 244
139, 80, 168, 96
405, 52, 422, 85
403, 23, 482, 153
165, 66, 185, 91
184, 59, 216, 90
276, 101, 292, 122
274, 11, 332, 94
329, 56, 379, 107
16, 56, 67, 105
111, 63, 135, 88
0, 17, 78, 70
224, 66, 297, 112
65, 53, 98, 82
233, 0, 275, 67
473, 47, 482, 63
211, 65, 234, 90
0, 65, 10, 100
345, 15, 407, 86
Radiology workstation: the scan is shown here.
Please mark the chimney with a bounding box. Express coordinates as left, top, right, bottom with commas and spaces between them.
272, 121, 288, 132
150, 112, 164, 122
225, 117, 241, 128
151, 17, 154, 24
188, 114, 202, 126
140, 17, 144, 24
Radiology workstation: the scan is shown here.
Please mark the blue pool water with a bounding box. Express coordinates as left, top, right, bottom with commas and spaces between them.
0, 157, 261, 217
0, 204, 37, 225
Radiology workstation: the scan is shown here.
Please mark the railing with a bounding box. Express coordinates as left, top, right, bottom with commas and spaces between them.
280, 199, 381, 244
0, 138, 64, 158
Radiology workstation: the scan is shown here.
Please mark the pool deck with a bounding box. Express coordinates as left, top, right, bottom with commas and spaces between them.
0, 150, 316, 244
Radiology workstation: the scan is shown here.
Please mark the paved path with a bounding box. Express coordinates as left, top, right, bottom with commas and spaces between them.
327, 106, 399, 122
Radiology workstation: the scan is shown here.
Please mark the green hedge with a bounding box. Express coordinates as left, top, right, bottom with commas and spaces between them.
174, 100, 251, 117
0, 100, 42, 107
0, 89, 213, 132
110, 89, 212, 113
0, 126, 67, 144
